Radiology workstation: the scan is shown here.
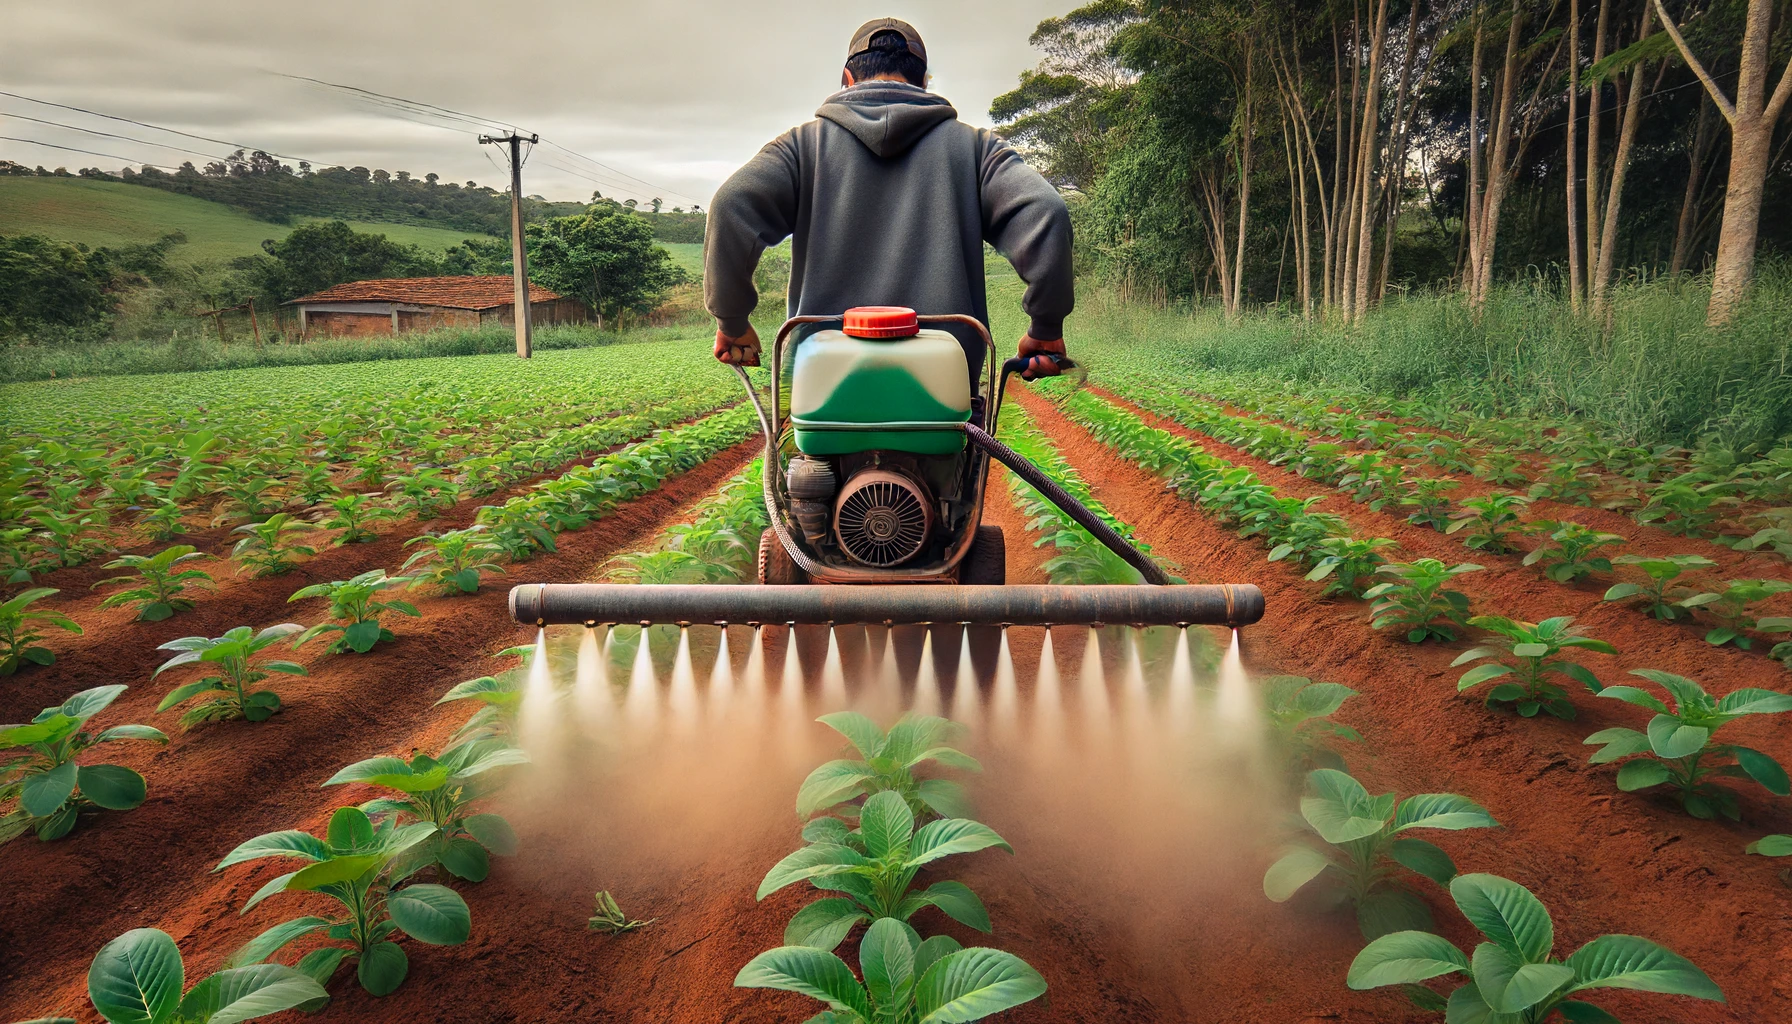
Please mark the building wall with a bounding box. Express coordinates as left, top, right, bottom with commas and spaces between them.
304, 311, 394, 337
301, 299, 587, 336
483, 299, 590, 327
397, 308, 481, 333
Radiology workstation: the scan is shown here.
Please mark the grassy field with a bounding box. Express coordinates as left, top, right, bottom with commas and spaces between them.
660, 241, 704, 277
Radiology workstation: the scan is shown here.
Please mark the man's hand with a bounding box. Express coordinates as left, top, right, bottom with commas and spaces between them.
1017, 335, 1067, 380
715, 325, 762, 367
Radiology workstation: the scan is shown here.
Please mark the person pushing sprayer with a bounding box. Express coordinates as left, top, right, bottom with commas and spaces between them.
704, 17, 1074, 383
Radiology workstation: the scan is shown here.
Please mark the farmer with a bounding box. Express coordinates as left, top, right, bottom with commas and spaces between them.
705, 17, 1073, 384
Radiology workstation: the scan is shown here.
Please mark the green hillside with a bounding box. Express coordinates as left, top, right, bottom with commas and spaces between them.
660, 241, 703, 276
0, 177, 494, 266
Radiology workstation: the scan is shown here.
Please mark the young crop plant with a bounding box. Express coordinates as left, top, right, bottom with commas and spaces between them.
92, 544, 214, 621
1674, 579, 1792, 649
1471, 451, 1528, 487
1, 587, 83, 675
1453, 616, 1615, 719
291, 570, 419, 654
211, 466, 285, 525
314, 492, 401, 545
1529, 458, 1603, 505
1584, 669, 1792, 820
1747, 835, 1792, 857
435, 673, 521, 746
0, 685, 167, 843
799, 712, 979, 823
400, 525, 506, 595
1262, 677, 1361, 773
1346, 873, 1722, 1020
231, 513, 318, 577
0, 526, 40, 584
1634, 475, 1740, 536
1400, 477, 1458, 532
154, 624, 307, 728
83, 927, 330, 1024
1364, 559, 1483, 643
1264, 768, 1496, 939
325, 738, 528, 881
1305, 536, 1400, 598
386, 466, 461, 520
1520, 520, 1626, 582
293, 462, 343, 506
31, 507, 111, 567
137, 497, 188, 543
1446, 492, 1533, 555
1601, 553, 1718, 620
761, 790, 1011, 952
217, 806, 471, 996
588, 891, 655, 934
735, 916, 1046, 1024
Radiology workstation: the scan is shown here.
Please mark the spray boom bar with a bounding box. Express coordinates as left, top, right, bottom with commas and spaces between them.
509, 583, 1264, 628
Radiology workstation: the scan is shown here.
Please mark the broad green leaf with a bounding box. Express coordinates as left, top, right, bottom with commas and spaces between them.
434, 676, 517, 707
1511, 643, 1550, 658
734, 947, 871, 1018
1390, 838, 1458, 886
796, 760, 876, 818
802, 817, 853, 846
1441, 981, 1516, 1024
179, 964, 330, 1024
911, 746, 982, 772
914, 948, 1048, 1023
1263, 846, 1332, 902
356, 941, 408, 996
323, 757, 413, 786
286, 853, 383, 891
1716, 689, 1792, 716
157, 681, 219, 712
914, 935, 963, 986
216, 830, 331, 870
0, 715, 78, 747
21, 760, 77, 817
387, 883, 471, 945
57, 684, 128, 722
881, 715, 958, 766
1293, 682, 1356, 717
817, 712, 885, 760
343, 620, 384, 653
225, 917, 331, 967
860, 918, 918, 1009
1615, 759, 1674, 792
1346, 930, 1469, 989
785, 898, 870, 951
1357, 887, 1434, 940
451, 746, 530, 779
906, 819, 1012, 868
326, 807, 375, 851
859, 790, 915, 860
1450, 874, 1553, 961
1301, 794, 1387, 845
439, 837, 491, 881
904, 880, 991, 932
1565, 934, 1723, 1000
916, 779, 971, 819
77, 765, 147, 810
1732, 747, 1792, 795
1458, 664, 1515, 690
757, 844, 866, 899
1645, 715, 1708, 759
1473, 942, 1575, 1013
241, 871, 300, 914
1393, 793, 1497, 832
1747, 835, 1792, 856
1555, 1001, 1622, 1023
1595, 686, 1668, 714
1583, 728, 1651, 764
462, 813, 519, 855
86, 928, 183, 1024
294, 948, 345, 988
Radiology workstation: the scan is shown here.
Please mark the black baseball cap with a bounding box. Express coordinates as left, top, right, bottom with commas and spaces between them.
848, 18, 927, 66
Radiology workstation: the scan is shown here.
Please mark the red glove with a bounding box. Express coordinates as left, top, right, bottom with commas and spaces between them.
715, 325, 762, 367
1017, 335, 1067, 380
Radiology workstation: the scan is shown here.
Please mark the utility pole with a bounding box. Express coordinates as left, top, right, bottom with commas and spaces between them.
479, 132, 539, 358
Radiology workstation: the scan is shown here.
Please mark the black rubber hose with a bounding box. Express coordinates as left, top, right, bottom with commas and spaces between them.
962, 421, 1172, 586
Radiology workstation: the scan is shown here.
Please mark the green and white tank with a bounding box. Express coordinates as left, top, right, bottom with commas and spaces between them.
789, 327, 970, 456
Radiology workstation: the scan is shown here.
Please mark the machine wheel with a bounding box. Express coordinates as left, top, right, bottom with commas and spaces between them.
960, 525, 1005, 585
758, 528, 808, 585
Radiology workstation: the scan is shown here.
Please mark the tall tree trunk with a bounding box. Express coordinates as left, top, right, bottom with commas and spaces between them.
1591, 8, 1657, 315
1653, 0, 1792, 324
1671, 94, 1717, 276
1340, 7, 1364, 314
1351, 0, 1394, 320
1565, 0, 1584, 313
1232, 39, 1255, 319
1464, 18, 1484, 298
1585, 0, 1610, 300
1376, 0, 1425, 303
1473, 1, 1525, 309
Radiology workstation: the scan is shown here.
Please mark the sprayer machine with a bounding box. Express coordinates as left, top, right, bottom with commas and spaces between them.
509, 308, 1264, 630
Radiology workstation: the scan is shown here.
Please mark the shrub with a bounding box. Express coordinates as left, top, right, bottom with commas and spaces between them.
1453, 616, 1614, 719
1264, 768, 1496, 939
291, 570, 419, 654
93, 544, 214, 621
1363, 559, 1483, 643
84, 927, 328, 1024
154, 624, 307, 728
0, 587, 82, 675
0, 685, 167, 843
1584, 669, 1792, 820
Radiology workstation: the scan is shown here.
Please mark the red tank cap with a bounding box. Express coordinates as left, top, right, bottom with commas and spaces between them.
842, 306, 920, 338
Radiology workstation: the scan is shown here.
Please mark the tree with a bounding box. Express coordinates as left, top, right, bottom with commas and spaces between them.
247, 221, 439, 302
525, 204, 686, 327
650, 197, 663, 214
1653, 0, 1792, 324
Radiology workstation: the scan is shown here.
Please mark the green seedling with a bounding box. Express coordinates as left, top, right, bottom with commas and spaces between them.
589, 891, 655, 934
314, 492, 400, 545
293, 462, 343, 506
137, 498, 188, 542
1471, 451, 1527, 487
1520, 520, 1626, 582
797, 712, 978, 823
1584, 669, 1792, 820
1263, 676, 1361, 773
401, 525, 506, 595
735, 916, 1046, 1024
155, 624, 307, 728
231, 513, 318, 577
84, 927, 329, 1024
1747, 835, 1792, 856
435, 674, 521, 746
1635, 476, 1740, 536
1453, 616, 1615, 719
93, 545, 214, 621
1528, 459, 1602, 505
1364, 559, 1483, 643
1446, 492, 1532, 555
291, 570, 419, 654
1305, 536, 1399, 598
211, 467, 284, 525
1602, 553, 1718, 620
0, 526, 39, 584
31, 507, 111, 567
1399, 477, 1458, 531
326, 738, 527, 881
760, 790, 1010, 952
1264, 768, 1496, 939
386, 467, 462, 520
1262, 504, 1347, 565
1674, 579, 1792, 648
217, 806, 471, 996
1348, 873, 1722, 1020
1, 587, 82, 675
0, 684, 167, 843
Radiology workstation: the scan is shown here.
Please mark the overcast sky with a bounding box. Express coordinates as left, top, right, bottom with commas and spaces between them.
0, 0, 1068, 207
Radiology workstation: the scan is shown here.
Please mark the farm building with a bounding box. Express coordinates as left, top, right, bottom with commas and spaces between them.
285, 276, 588, 336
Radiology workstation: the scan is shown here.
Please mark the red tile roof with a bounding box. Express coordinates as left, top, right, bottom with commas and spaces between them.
285, 276, 564, 310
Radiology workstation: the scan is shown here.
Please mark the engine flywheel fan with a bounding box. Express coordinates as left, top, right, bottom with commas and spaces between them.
833, 468, 934, 567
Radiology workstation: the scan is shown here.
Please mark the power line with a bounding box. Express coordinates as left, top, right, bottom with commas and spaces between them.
0, 135, 183, 170
0, 88, 313, 164
0, 110, 228, 163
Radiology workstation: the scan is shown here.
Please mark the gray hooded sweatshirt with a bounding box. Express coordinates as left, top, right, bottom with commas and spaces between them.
704, 81, 1073, 366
